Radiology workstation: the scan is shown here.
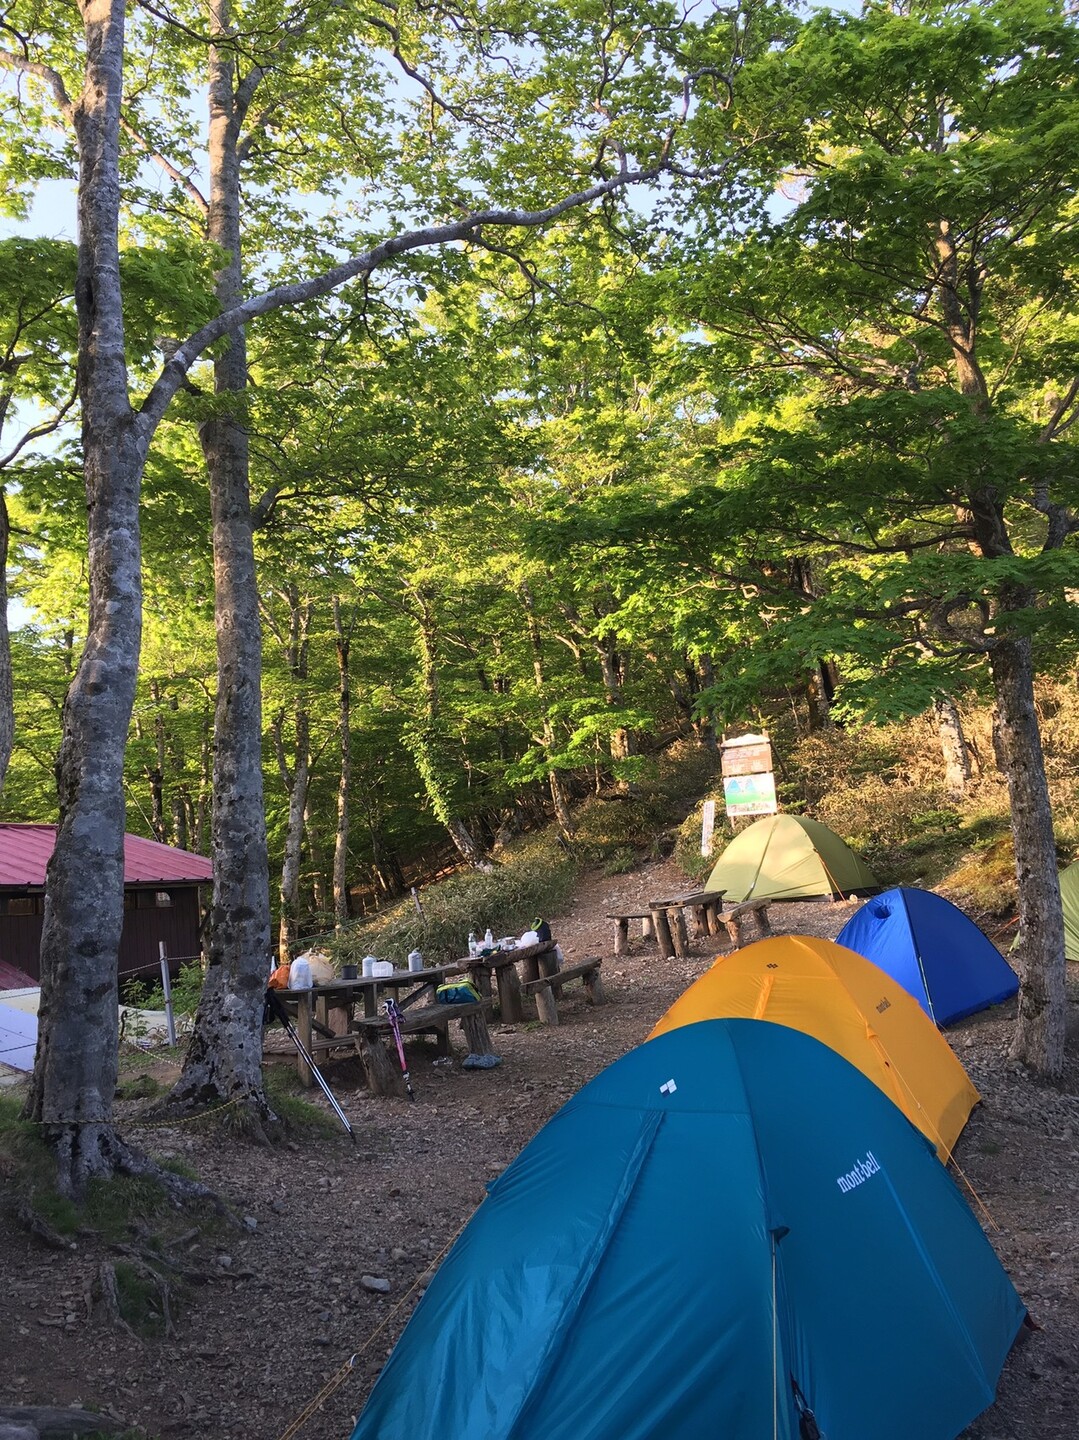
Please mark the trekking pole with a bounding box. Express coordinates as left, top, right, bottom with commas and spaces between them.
383, 998, 415, 1101
264, 989, 357, 1143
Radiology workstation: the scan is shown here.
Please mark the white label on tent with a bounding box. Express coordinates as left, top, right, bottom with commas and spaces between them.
659, 1078, 677, 1095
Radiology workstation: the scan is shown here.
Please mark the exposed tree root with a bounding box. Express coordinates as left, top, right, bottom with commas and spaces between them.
14, 1197, 76, 1252
94, 1259, 145, 1343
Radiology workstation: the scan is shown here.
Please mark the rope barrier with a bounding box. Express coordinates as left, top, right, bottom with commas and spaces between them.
273, 1208, 473, 1440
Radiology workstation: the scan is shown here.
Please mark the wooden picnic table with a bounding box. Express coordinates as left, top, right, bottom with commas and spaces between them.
274, 963, 464, 1087
646, 888, 727, 959
462, 940, 558, 1024
462, 940, 605, 1025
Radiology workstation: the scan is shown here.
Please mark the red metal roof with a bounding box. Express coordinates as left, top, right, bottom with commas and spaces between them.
0, 824, 213, 887
0, 957, 36, 989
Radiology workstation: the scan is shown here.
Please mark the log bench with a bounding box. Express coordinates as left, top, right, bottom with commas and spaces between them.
720, 899, 773, 948
521, 957, 607, 1026
607, 911, 655, 956
351, 998, 497, 1097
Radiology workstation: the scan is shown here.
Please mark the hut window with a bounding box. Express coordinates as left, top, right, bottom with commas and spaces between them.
155, 891, 173, 908
5, 896, 40, 916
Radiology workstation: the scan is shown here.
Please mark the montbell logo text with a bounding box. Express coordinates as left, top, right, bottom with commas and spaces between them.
836, 1151, 881, 1194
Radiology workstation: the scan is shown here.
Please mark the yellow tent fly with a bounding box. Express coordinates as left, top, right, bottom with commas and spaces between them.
649, 934, 978, 1161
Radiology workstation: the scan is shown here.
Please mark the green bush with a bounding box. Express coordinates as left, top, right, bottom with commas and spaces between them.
332, 830, 578, 967
121, 959, 205, 1016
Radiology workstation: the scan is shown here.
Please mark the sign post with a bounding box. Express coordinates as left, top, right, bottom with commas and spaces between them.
700, 799, 716, 857
720, 733, 778, 821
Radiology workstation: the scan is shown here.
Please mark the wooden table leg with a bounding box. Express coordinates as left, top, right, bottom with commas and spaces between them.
461, 1009, 497, 1057
651, 906, 675, 959
615, 917, 629, 956
533, 981, 559, 1026
296, 990, 314, 1089
642, 915, 654, 939
671, 908, 689, 958
496, 964, 524, 1023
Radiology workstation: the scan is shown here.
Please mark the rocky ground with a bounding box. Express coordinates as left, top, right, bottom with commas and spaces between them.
1, 855, 1077, 1440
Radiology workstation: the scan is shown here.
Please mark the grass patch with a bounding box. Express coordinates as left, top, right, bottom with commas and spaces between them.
263, 1063, 344, 1139
121, 959, 205, 1015
114, 1259, 171, 1337
332, 828, 579, 967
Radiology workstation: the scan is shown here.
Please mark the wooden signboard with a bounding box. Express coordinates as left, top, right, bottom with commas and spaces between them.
721, 733, 773, 777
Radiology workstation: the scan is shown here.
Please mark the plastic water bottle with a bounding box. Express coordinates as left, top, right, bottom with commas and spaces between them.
484, 927, 494, 949
288, 956, 313, 990
468, 931, 478, 958
408, 949, 424, 972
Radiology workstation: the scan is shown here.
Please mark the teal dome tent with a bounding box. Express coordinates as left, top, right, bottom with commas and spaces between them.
349, 1021, 1025, 1440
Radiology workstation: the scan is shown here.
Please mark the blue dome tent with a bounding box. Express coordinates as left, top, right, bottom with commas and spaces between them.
836, 886, 1019, 1025
349, 1021, 1025, 1440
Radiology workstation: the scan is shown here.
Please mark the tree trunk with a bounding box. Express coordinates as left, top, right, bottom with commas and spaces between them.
274, 705, 311, 965
26, 0, 146, 1194
333, 596, 352, 929
303, 800, 329, 914
149, 679, 167, 840
0, 489, 14, 788
164, 2, 272, 1122
933, 695, 974, 800
990, 632, 1066, 1077
595, 631, 636, 790
409, 589, 488, 867
520, 583, 574, 839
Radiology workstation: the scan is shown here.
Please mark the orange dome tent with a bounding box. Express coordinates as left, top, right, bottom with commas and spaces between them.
649, 934, 978, 1161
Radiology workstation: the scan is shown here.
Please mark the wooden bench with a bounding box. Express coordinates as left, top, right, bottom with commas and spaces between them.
607, 911, 655, 956
720, 899, 773, 948
351, 998, 497, 1096
520, 957, 607, 1026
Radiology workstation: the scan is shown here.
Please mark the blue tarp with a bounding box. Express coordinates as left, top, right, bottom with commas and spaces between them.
349, 1020, 1025, 1440
837, 886, 1019, 1025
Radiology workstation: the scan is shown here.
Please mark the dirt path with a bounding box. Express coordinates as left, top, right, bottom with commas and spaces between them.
1, 858, 1077, 1439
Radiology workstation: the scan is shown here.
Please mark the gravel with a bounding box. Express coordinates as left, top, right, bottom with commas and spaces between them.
0, 855, 1076, 1439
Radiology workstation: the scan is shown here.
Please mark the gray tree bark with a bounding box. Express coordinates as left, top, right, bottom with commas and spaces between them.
162, 1, 272, 1122
520, 583, 574, 839
0, 490, 14, 786
933, 695, 974, 799
991, 631, 1066, 1076
269, 588, 313, 964
25, 0, 148, 1194
333, 596, 353, 928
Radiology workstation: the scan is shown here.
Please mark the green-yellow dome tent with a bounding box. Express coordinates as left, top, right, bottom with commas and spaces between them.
706, 813, 878, 901
1060, 860, 1079, 961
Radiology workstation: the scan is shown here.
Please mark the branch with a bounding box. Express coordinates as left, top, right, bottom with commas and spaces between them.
0, 389, 78, 470
120, 116, 208, 217
0, 46, 75, 122
137, 163, 669, 433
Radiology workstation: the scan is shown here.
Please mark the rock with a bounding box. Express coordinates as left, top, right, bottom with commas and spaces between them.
360, 1275, 391, 1294
242, 1215, 258, 1231
390, 1247, 408, 1262
0, 1425, 39, 1440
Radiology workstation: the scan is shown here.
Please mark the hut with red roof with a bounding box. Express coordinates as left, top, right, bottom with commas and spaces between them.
0, 824, 212, 985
